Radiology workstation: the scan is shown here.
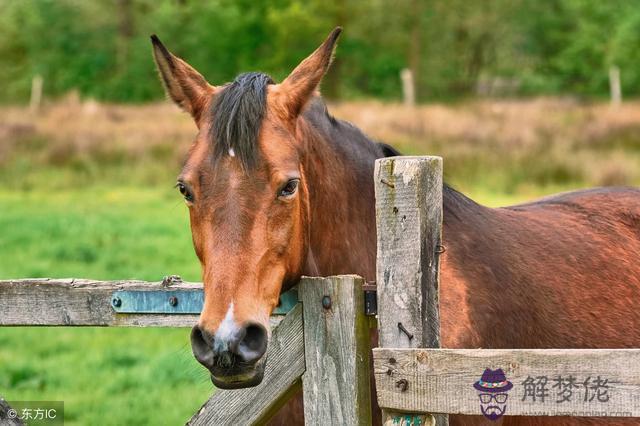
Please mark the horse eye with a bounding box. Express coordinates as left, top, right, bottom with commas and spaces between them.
279, 179, 299, 198
177, 182, 194, 202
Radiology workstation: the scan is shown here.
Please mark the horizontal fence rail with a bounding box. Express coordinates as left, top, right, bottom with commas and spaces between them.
0, 278, 295, 327
374, 348, 640, 417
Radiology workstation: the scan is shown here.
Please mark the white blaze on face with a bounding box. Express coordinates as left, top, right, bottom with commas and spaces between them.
213, 302, 237, 353
228, 148, 235, 157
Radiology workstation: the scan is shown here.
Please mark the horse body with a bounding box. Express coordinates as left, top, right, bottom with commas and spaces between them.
300, 98, 640, 354
441, 186, 640, 351
150, 28, 640, 425
290, 100, 640, 425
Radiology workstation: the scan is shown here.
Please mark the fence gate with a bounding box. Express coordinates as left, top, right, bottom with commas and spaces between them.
0, 276, 373, 425
372, 156, 640, 424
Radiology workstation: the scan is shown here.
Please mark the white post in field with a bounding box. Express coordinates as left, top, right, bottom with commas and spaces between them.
401, 68, 415, 107
609, 66, 621, 107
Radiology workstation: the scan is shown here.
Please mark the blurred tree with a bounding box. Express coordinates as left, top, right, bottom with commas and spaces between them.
1, 0, 640, 104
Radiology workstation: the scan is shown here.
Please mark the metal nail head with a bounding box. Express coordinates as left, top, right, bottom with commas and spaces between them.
322, 295, 331, 310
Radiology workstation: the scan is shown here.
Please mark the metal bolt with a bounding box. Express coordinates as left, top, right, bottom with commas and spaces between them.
386, 368, 393, 376
398, 322, 414, 340
321, 295, 331, 310
396, 379, 409, 392
168, 296, 178, 307
112, 297, 122, 308
380, 178, 395, 188
389, 357, 396, 364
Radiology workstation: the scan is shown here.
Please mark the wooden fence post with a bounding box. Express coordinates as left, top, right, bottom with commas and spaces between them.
300, 275, 372, 425
609, 65, 621, 107
401, 69, 415, 107
374, 156, 447, 426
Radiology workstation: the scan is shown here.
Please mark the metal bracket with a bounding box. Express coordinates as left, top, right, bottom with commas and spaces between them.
363, 282, 377, 316
111, 288, 299, 315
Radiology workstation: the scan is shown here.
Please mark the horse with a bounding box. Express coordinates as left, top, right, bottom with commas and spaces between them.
151, 28, 640, 425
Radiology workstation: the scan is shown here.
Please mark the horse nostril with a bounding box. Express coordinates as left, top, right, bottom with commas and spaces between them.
236, 322, 268, 363
190, 325, 214, 368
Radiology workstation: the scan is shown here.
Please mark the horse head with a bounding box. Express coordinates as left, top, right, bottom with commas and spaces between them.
152, 28, 342, 389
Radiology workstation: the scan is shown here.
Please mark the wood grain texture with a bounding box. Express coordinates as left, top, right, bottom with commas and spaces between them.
0, 278, 203, 326
300, 275, 372, 426
374, 156, 443, 349
188, 304, 305, 425
374, 348, 640, 417
375, 156, 447, 426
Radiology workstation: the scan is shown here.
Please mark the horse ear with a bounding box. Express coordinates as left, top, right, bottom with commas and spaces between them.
151, 35, 215, 125
277, 27, 342, 119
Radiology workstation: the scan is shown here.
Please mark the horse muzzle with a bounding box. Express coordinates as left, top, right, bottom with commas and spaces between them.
209, 357, 267, 389
191, 323, 269, 389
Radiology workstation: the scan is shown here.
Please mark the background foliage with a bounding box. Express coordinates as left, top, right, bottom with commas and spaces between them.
3, 0, 640, 103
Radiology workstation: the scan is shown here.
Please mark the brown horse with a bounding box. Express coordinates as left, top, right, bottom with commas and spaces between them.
151, 28, 640, 425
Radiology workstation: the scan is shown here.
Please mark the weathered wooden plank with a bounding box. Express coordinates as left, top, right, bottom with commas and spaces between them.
374, 348, 640, 417
0, 278, 201, 326
374, 156, 443, 348
0, 278, 293, 327
187, 304, 305, 425
300, 275, 372, 425
374, 156, 447, 426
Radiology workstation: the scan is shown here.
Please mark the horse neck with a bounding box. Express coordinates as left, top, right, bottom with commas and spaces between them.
295, 100, 491, 284
297, 102, 380, 281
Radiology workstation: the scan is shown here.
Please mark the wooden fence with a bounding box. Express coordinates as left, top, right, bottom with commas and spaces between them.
2, 156, 640, 424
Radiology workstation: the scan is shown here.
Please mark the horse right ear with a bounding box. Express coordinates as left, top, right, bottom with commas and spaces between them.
275, 27, 342, 120
151, 35, 215, 126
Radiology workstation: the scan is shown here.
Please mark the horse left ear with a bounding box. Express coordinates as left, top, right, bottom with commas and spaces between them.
276, 27, 342, 119
151, 35, 215, 126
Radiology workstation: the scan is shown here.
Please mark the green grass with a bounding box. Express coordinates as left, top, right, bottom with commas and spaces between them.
0, 186, 199, 280
0, 178, 571, 425
0, 186, 211, 425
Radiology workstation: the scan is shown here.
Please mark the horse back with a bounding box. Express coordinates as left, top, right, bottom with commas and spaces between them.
440, 187, 640, 350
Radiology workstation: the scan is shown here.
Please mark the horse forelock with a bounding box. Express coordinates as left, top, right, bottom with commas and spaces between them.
209, 72, 274, 169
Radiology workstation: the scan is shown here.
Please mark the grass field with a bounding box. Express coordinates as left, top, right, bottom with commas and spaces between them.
0, 186, 212, 425
0, 97, 639, 424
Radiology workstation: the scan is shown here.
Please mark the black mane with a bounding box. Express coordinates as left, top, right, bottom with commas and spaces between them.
210, 72, 274, 169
